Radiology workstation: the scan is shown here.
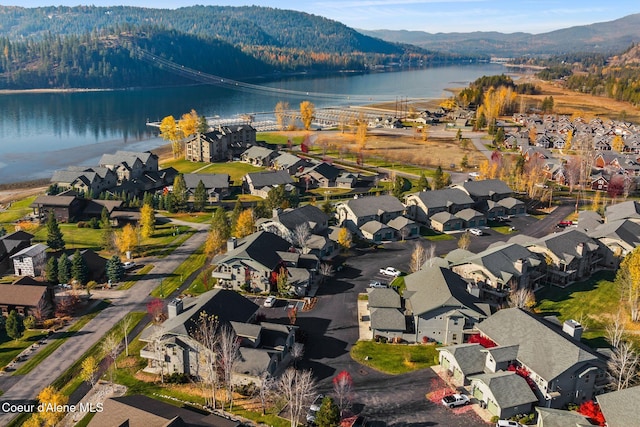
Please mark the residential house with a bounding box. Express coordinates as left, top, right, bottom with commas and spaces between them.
533, 407, 592, 427
437, 343, 486, 385
524, 229, 603, 287
590, 173, 609, 191
430, 212, 464, 232
11, 243, 47, 277
497, 197, 526, 216
241, 146, 278, 166
476, 308, 608, 408
605, 200, 640, 223
474, 200, 507, 220
184, 130, 230, 162
468, 371, 538, 419
0, 231, 33, 273
454, 208, 486, 228
51, 166, 117, 196
296, 162, 342, 189
89, 394, 241, 427
596, 385, 640, 427
368, 288, 405, 340
0, 282, 55, 318
211, 231, 317, 295
577, 210, 603, 232
99, 151, 159, 184
387, 216, 420, 240
450, 242, 545, 300
272, 152, 308, 175
30, 194, 84, 222
335, 172, 359, 189
454, 179, 513, 203
336, 195, 406, 233
183, 173, 231, 202
360, 221, 395, 243
258, 205, 329, 239
243, 171, 295, 199
404, 266, 490, 344
405, 189, 475, 223
139, 289, 293, 386
588, 219, 640, 266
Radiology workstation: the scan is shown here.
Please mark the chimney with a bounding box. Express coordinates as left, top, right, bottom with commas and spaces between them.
576, 242, 585, 256
227, 237, 237, 252
272, 208, 281, 218
562, 319, 583, 341
514, 258, 527, 274
167, 298, 183, 319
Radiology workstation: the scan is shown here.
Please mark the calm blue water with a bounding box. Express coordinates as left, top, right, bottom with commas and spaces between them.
0, 63, 506, 183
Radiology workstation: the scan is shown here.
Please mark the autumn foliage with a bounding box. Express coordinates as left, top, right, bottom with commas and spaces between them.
468, 334, 496, 348
578, 400, 605, 426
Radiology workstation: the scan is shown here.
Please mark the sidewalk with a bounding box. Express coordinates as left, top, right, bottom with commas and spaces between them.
356, 295, 372, 341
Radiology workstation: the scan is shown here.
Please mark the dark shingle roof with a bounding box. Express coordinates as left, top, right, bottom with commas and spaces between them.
588, 219, 640, 249
408, 188, 474, 209
276, 205, 328, 231
99, 150, 155, 167
596, 385, 640, 427
246, 170, 293, 188
469, 371, 537, 409
438, 343, 485, 375
0, 283, 48, 307
605, 200, 640, 222
213, 231, 292, 273
457, 179, 513, 199
370, 308, 406, 331
532, 229, 600, 265
183, 173, 230, 190
476, 308, 602, 381
341, 195, 405, 218
368, 288, 401, 308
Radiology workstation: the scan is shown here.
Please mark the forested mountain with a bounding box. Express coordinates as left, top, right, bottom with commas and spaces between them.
360, 13, 640, 57
0, 5, 481, 89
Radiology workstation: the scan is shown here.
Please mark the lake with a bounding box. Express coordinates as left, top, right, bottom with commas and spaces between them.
0, 63, 507, 184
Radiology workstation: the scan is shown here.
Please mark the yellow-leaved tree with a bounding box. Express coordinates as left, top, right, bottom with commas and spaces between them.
337, 227, 352, 252
234, 209, 255, 239
140, 203, 155, 239
275, 101, 289, 131
179, 109, 199, 137
159, 115, 183, 159
115, 223, 139, 258
612, 135, 625, 153
35, 386, 68, 426
205, 228, 227, 258
300, 101, 315, 130
618, 248, 640, 322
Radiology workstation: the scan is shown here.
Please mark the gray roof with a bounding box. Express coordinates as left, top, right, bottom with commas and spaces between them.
242, 146, 274, 160
231, 321, 262, 339
430, 211, 458, 224
368, 288, 401, 308
235, 347, 274, 378
476, 308, 602, 381
497, 197, 524, 209
386, 216, 415, 230
246, 170, 294, 188
30, 195, 78, 207
99, 150, 155, 167
407, 188, 474, 209
276, 205, 328, 232
454, 208, 485, 221
10, 243, 47, 259
213, 231, 292, 273
341, 195, 405, 218
404, 266, 490, 317
577, 210, 603, 232
272, 152, 305, 169
589, 219, 640, 250
469, 371, 537, 409
300, 162, 342, 180
438, 343, 485, 375
444, 248, 475, 264
451, 242, 541, 285
0, 231, 33, 255
596, 385, 640, 427
183, 173, 230, 190
141, 289, 259, 341
360, 220, 392, 235
532, 228, 600, 265
456, 179, 513, 199
534, 407, 592, 427
370, 308, 406, 331
606, 200, 640, 222
482, 345, 519, 363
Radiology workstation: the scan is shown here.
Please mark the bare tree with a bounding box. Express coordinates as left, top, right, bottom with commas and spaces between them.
508, 287, 536, 310
608, 341, 640, 391
332, 370, 353, 416
278, 368, 317, 427
294, 223, 311, 252
218, 323, 241, 410
101, 333, 122, 383
121, 314, 133, 356
606, 310, 625, 349
409, 242, 427, 273
192, 311, 220, 409
458, 231, 471, 250
426, 244, 436, 268
290, 342, 304, 368
564, 156, 581, 193
319, 263, 334, 284
258, 371, 276, 415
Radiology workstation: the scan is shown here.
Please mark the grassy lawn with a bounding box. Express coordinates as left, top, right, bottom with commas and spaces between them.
33, 223, 104, 251
0, 330, 48, 370
140, 223, 194, 258
196, 162, 265, 184
161, 211, 212, 224
351, 341, 439, 374
0, 195, 38, 225
12, 300, 110, 376
186, 266, 215, 295
118, 264, 154, 290
159, 158, 211, 174
307, 187, 352, 196
534, 270, 622, 348
258, 133, 304, 146
421, 227, 455, 241
151, 244, 207, 298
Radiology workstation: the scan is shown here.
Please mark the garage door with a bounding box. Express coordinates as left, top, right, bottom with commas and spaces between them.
441, 357, 450, 370
487, 399, 499, 416
473, 387, 483, 401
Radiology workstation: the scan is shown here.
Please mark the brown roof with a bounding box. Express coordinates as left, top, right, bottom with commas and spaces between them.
0, 284, 47, 307
30, 195, 77, 208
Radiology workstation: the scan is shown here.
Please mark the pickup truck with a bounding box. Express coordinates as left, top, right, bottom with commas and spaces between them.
379, 267, 400, 277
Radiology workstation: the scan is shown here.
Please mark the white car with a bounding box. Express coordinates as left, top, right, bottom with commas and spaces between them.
379, 267, 401, 277
496, 421, 523, 427
469, 228, 483, 236
263, 296, 277, 308
441, 393, 470, 408
469, 172, 480, 178
369, 281, 387, 288
123, 261, 136, 270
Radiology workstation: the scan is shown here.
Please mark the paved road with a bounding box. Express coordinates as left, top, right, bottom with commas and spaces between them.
0, 219, 209, 424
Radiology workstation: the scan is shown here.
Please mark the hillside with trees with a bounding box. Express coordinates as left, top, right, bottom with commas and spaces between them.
0, 5, 482, 89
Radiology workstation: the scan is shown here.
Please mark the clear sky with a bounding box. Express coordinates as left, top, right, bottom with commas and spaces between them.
13, 0, 640, 34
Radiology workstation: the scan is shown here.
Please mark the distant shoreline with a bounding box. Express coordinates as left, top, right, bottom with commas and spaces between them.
0, 88, 113, 95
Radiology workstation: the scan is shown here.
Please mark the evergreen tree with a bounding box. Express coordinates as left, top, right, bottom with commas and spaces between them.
164, 193, 177, 213
321, 199, 334, 215
71, 249, 88, 286
315, 396, 340, 427
254, 199, 271, 219
142, 192, 154, 208
172, 174, 188, 211
46, 211, 65, 251
211, 206, 231, 241
0, 225, 6, 237
58, 255, 71, 285
105, 255, 125, 284
488, 118, 497, 135
6, 310, 24, 341
230, 199, 243, 231
432, 165, 449, 190
475, 111, 487, 130
391, 175, 405, 199
417, 172, 429, 191
197, 115, 209, 133
193, 180, 207, 211
45, 256, 58, 284
495, 127, 505, 145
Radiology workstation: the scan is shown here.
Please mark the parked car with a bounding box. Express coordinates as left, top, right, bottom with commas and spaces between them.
369, 281, 387, 288
496, 421, 523, 427
441, 393, 470, 408
379, 267, 400, 277
469, 228, 483, 236
469, 172, 480, 178
263, 296, 277, 308
556, 220, 573, 228
306, 394, 324, 424
123, 261, 136, 270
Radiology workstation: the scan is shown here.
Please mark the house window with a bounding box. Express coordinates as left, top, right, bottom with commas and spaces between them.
452, 334, 458, 341
453, 319, 458, 326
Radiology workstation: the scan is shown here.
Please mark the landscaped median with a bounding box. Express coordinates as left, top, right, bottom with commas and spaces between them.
350, 340, 439, 375
150, 243, 207, 298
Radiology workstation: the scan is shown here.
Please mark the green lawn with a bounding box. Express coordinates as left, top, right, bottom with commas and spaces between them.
421, 227, 455, 241
151, 244, 207, 298
161, 211, 213, 224
535, 270, 621, 348
0, 195, 39, 225
195, 162, 265, 184
258, 133, 304, 146
33, 223, 104, 251
140, 223, 194, 258
159, 158, 211, 174
187, 266, 215, 295
0, 330, 48, 370
351, 341, 439, 374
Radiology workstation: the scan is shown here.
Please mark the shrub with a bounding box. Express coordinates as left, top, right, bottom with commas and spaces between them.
237, 382, 258, 396
89, 217, 100, 229
76, 221, 87, 228
165, 373, 190, 384
421, 336, 429, 344
490, 416, 499, 423
24, 315, 37, 329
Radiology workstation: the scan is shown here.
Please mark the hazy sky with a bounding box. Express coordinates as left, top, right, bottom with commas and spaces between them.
14, 0, 640, 34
